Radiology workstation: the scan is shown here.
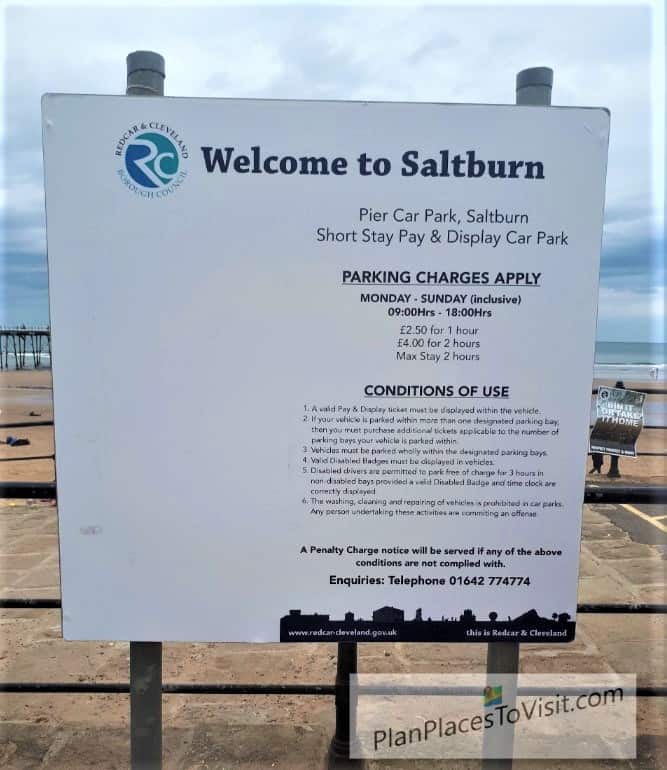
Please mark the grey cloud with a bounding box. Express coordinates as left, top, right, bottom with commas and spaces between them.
407, 33, 459, 66
599, 231, 665, 293
205, 72, 232, 93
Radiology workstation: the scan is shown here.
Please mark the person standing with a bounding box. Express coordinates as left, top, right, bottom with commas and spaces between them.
589, 452, 604, 473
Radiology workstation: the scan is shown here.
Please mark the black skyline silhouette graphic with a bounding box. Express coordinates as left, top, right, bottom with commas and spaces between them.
280, 605, 575, 643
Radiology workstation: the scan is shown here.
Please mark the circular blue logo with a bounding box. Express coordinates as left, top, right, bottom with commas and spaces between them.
116, 123, 188, 198
125, 131, 179, 188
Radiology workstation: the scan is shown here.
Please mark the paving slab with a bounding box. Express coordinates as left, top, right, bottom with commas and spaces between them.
578, 614, 665, 645
13, 561, 60, 590
518, 654, 612, 674
3, 533, 59, 555
582, 521, 631, 541
2, 551, 52, 573
577, 575, 636, 603
631, 586, 667, 603
579, 554, 605, 577
584, 506, 619, 524
587, 540, 664, 561
607, 560, 666, 588
590, 639, 665, 686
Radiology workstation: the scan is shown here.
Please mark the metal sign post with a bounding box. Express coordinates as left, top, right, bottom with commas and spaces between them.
327, 641, 364, 769
126, 50, 165, 770
481, 65, 554, 770
130, 640, 163, 769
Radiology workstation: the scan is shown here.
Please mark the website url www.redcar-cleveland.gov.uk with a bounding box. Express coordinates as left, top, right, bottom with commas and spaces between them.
286, 627, 399, 639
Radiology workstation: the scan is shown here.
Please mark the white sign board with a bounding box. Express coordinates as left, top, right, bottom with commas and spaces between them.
42, 95, 609, 642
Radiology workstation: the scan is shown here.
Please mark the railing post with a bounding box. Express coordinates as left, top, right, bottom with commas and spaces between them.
126, 50, 165, 770
482, 65, 553, 770
327, 641, 364, 768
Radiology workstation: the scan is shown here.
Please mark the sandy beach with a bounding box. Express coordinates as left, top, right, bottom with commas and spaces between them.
0, 370, 54, 484
1, 369, 663, 486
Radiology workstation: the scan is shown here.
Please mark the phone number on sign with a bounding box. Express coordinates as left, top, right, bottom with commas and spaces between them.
449, 576, 531, 586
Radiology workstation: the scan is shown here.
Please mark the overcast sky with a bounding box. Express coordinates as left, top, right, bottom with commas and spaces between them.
1, 0, 664, 342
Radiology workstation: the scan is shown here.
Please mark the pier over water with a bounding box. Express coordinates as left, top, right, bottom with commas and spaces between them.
0, 327, 51, 369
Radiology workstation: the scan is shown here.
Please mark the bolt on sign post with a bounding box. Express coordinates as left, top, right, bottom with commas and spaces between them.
41, 69, 609, 653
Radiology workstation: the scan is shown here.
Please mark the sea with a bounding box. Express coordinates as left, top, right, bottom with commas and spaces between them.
592, 342, 665, 428
593, 341, 665, 383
